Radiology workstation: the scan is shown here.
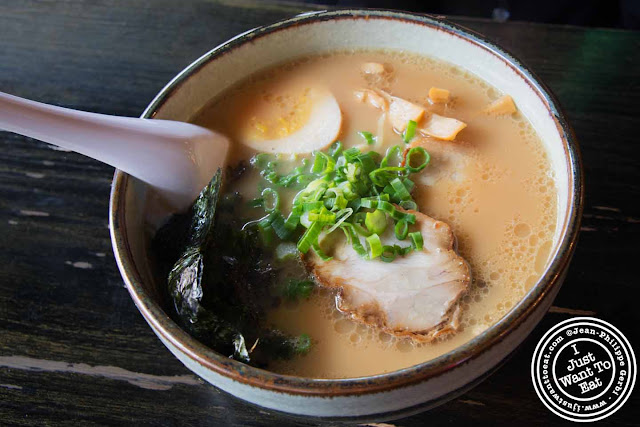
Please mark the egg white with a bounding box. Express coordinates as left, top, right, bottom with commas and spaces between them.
241, 89, 342, 154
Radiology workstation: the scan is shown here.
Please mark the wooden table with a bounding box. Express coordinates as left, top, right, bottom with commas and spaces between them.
1, 1, 638, 425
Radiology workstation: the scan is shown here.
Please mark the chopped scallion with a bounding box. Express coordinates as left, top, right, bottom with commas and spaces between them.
365, 209, 387, 235
249, 131, 431, 263
311, 151, 336, 174
366, 233, 383, 259
328, 141, 343, 159
380, 145, 403, 168
326, 208, 353, 234
381, 245, 397, 262
297, 222, 322, 253
403, 120, 417, 143
390, 177, 411, 201
312, 243, 333, 261
251, 153, 273, 168
358, 131, 376, 145
405, 146, 430, 173
270, 211, 292, 240
399, 200, 418, 210
394, 220, 409, 240
410, 231, 424, 251
403, 178, 415, 192
394, 244, 413, 256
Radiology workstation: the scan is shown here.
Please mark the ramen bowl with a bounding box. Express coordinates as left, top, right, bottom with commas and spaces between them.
109, 9, 582, 420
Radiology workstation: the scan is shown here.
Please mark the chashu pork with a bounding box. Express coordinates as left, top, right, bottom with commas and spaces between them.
305, 210, 470, 342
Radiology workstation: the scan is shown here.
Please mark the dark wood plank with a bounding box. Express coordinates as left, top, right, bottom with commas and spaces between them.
1, 1, 638, 425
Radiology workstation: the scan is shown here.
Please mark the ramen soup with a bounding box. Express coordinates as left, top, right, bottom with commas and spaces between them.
153, 50, 557, 379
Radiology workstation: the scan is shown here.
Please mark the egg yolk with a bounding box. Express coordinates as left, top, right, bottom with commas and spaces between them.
243, 89, 312, 141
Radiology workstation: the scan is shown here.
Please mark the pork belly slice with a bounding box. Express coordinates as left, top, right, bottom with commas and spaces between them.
305, 210, 471, 342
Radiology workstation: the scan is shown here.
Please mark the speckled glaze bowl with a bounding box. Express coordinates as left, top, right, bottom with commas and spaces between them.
109, 9, 583, 420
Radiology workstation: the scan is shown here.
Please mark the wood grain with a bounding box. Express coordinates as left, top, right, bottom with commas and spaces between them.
1, 1, 639, 425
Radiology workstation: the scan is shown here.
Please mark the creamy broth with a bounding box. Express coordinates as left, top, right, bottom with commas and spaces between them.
191, 51, 557, 378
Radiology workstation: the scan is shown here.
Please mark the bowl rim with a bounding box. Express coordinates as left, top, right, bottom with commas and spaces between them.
109, 8, 584, 397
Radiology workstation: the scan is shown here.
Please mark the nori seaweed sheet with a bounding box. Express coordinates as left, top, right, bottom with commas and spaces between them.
152, 169, 309, 367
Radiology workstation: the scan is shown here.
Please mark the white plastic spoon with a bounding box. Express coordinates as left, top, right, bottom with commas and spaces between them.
0, 91, 229, 211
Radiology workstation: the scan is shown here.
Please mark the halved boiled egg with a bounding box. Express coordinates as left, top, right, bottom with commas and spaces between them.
240, 88, 342, 154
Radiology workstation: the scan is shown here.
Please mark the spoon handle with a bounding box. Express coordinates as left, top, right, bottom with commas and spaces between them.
0, 91, 228, 210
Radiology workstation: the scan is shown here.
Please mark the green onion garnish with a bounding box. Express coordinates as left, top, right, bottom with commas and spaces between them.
248, 132, 431, 262
326, 208, 353, 234
405, 146, 430, 173
395, 244, 413, 256
369, 166, 407, 187
380, 245, 397, 262
410, 231, 424, 251
308, 208, 336, 224
403, 120, 417, 143
251, 152, 273, 168
390, 177, 411, 201
328, 141, 343, 159
311, 151, 336, 174
312, 243, 333, 261
360, 198, 416, 224
394, 220, 409, 240
341, 223, 368, 257
297, 222, 322, 253
403, 178, 415, 192
366, 234, 383, 259
399, 200, 418, 211
365, 210, 387, 235
358, 131, 376, 145
258, 210, 292, 241
380, 145, 403, 168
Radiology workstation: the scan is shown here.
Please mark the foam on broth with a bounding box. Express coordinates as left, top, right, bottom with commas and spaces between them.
189, 50, 557, 378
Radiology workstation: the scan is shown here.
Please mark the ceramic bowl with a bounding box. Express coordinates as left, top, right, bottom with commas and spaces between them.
109, 9, 583, 420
